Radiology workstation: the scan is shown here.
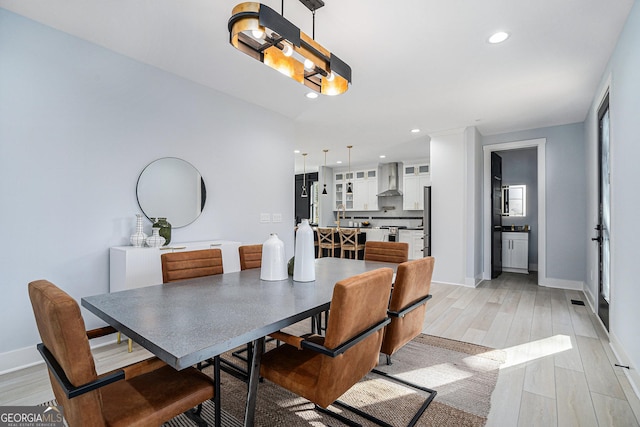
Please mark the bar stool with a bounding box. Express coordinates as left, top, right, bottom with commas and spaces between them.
317, 227, 341, 258
339, 228, 365, 259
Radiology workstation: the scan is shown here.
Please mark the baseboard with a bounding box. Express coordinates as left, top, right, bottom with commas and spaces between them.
0, 334, 117, 375
465, 274, 484, 288
432, 280, 473, 288
540, 277, 584, 291
609, 332, 640, 401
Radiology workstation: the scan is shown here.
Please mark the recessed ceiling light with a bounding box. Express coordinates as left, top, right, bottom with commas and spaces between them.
411, 128, 421, 133
336, 160, 343, 164
379, 155, 386, 159
305, 92, 319, 99
488, 31, 509, 44
294, 150, 300, 153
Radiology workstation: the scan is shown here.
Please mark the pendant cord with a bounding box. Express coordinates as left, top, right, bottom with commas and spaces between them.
312, 10, 316, 39
281, 0, 284, 16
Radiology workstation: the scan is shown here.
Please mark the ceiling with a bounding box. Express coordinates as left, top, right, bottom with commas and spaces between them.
1, 0, 634, 172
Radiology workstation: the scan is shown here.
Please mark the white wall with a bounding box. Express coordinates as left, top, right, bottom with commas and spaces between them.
585, 0, 640, 389
430, 129, 467, 285
465, 127, 483, 286
0, 10, 295, 367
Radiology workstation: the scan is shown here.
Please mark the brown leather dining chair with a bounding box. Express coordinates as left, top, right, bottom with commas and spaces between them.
260, 268, 393, 424
28, 280, 216, 427
380, 256, 435, 364
364, 241, 409, 263
161, 248, 223, 283
372, 256, 437, 423
238, 244, 262, 270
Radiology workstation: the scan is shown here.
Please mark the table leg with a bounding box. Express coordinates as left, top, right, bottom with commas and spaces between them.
244, 337, 264, 427
214, 355, 221, 427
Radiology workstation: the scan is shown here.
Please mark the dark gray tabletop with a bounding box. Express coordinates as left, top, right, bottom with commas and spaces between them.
82, 257, 396, 370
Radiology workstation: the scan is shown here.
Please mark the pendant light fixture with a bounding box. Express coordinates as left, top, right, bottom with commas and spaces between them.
346, 145, 353, 194
301, 152, 308, 198
228, 1, 352, 96
321, 149, 328, 195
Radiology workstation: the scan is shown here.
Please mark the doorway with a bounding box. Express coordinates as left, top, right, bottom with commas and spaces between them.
595, 92, 611, 331
483, 139, 546, 283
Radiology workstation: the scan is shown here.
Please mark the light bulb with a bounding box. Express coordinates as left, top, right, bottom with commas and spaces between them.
326, 71, 335, 82
252, 29, 264, 39
282, 43, 293, 57
304, 59, 315, 70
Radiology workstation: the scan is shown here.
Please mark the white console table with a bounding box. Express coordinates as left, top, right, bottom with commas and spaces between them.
110, 240, 242, 292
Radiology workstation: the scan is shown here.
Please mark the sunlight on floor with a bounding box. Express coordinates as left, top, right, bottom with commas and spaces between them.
498, 335, 573, 368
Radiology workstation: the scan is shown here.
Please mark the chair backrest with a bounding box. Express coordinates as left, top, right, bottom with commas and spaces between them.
161, 249, 223, 283
380, 257, 435, 357
317, 268, 393, 404
317, 228, 339, 246
28, 280, 107, 427
364, 241, 409, 263
338, 228, 359, 247
239, 244, 262, 270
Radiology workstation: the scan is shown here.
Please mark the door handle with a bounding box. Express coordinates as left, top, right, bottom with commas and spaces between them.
591, 236, 601, 242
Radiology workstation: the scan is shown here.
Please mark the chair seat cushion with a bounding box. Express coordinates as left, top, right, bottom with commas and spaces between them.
101, 365, 214, 427
260, 335, 325, 403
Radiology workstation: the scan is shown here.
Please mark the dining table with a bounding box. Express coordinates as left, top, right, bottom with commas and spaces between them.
81, 256, 398, 427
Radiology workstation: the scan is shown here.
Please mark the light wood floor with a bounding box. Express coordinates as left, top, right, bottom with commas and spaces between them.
2, 272, 639, 426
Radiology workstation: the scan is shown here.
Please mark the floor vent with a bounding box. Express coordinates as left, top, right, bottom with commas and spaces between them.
571, 299, 585, 306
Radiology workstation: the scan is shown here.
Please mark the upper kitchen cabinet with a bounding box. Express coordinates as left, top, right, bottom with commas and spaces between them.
334, 168, 378, 211
353, 169, 378, 211
334, 172, 353, 210
403, 162, 431, 210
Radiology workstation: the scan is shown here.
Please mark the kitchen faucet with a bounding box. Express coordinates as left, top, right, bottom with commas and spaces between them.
336, 204, 346, 228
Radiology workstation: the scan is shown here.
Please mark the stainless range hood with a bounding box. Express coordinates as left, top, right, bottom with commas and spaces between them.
377, 162, 403, 197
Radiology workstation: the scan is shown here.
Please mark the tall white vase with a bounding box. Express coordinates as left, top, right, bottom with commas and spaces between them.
260, 233, 288, 281
293, 219, 315, 282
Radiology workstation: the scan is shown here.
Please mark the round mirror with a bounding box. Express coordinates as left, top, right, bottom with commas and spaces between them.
136, 158, 207, 228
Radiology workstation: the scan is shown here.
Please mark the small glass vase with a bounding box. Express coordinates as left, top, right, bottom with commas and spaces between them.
152, 217, 172, 245
129, 213, 147, 247
146, 228, 166, 248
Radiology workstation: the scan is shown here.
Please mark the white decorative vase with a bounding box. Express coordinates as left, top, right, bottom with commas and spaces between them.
293, 219, 315, 282
130, 214, 147, 247
260, 234, 288, 281
146, 228, 166, 248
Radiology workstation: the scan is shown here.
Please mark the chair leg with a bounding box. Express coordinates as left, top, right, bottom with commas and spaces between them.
386, 354, 392, 365
314, 367, 437, 427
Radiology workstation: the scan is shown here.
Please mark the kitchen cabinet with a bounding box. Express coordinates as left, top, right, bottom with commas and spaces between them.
110, 240, 241, 292
334, 172, 353, 210
352, 169, 378, 211
398, 229, 425, 260
501, 232, 529, 273
403, 163, 431, 210
335, 169, 377, 211
363, 228, 389, 242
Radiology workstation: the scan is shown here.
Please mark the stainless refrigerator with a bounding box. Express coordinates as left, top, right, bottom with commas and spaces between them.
423, 186, 431, 256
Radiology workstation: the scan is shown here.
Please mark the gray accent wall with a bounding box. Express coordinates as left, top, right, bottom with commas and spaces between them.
483, 123, 587, 283
0, 10, 295, 355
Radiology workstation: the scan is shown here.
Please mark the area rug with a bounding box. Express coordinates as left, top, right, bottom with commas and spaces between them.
166, 334, 505, 427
